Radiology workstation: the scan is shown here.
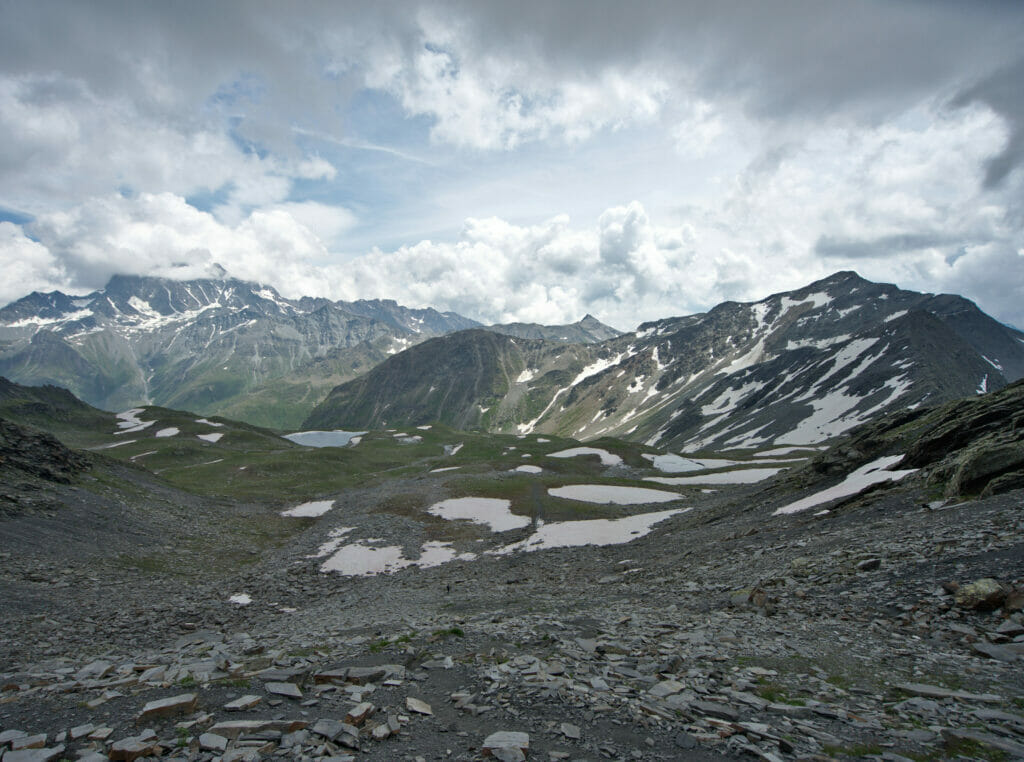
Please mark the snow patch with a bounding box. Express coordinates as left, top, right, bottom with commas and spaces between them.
516, 368, 537, 383
155, 427, 179, 438
548, 484, 682, 504
428, 497, 530, 532
197, 432, 223, 443
491, 509, 685, 555
282, 500, 335, 517
548, 447, 622, 466
229, 593, 252, 606
515, 465, 543, 474
773, 455, 916, 515
645, 467, 785, 486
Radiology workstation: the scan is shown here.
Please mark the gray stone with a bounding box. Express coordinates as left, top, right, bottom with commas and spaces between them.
9, 735, 45, 751
346, 701, 375, 726
108, 738, 157, 762
311, 718, 347, 742
973, 641, 1018, 661
75, 660, 113, 682
198, 733, 228, 752
691, 699, 738, 721
896, 682, 1002, 702
207, 720, 308, 740
224, 694, 262, 711
1, 746, 65, 762
266, 681, 303, 699
406, 696, 432, 715
68, 724, 95, 741
482, 731, 530, 757
137, 692, 197, 721
560, 722, 581, 740
345, 667, 386, 685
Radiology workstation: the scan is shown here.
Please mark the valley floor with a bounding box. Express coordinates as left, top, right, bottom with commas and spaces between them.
2, 477, 1022, 761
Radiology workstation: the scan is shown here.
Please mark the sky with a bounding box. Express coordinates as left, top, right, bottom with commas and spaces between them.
1, 0, 1023, 331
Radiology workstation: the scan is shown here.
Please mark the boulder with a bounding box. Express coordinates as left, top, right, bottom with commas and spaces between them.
955, 579, 1006, 611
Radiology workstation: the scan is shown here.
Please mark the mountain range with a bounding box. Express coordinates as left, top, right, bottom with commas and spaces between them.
2, 270, 1022, 446
0, 275, 487, 428
304, 271, 1024, 449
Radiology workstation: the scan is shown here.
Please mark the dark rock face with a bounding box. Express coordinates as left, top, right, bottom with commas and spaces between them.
0, 417, 89, 485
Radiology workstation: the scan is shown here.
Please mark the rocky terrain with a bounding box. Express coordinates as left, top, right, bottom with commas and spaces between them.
305, 272, 1024, 452
2, 379, 1023, 761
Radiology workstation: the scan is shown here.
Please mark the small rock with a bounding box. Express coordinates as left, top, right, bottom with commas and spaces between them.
10, 735, 46, 751
346, 701, 375, 726
482, 731, 530, 758
857, 558, 881, 572
406, 697, 433, 715
265, 681, 303, 699
137, 692, 197, 721
1, 746, 66, 762
199, 733, 228, 752
108, 737, 157, 762
560, 722, 581, 740
223, 694, 262, 711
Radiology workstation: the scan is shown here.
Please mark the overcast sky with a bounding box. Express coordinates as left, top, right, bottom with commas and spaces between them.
1, 1, 1022, 330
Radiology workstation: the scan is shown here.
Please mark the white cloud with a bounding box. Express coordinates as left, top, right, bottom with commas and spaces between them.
0, 223, 71, 305
358, 12, 669, 150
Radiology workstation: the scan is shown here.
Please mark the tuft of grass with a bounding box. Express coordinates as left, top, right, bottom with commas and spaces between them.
432, 626, 465, 639
822, 743, 883, 758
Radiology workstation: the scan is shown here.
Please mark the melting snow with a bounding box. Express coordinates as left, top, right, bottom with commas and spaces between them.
311, 527, 353, 557
884, 310, 908, 323
281, 500, 335, 517
548, 447, 622, 466
571, 354, 623, 387
755, 446, 815, 457
516, 368, 537, 383
773, 455, 916, 515
320, 539, 475, 575
428, 497, 531, 532
977, 375, 988, 394
785, 335, 851, 351
549, 485, 682, 504
491, 509, 685, 555
284, 430, 366, 448
515, 465, 543, 474
155, 427, 179, 438
197, 432, 223, 443
430, 466, 461, 473
229, 593, 252, 605
116, 409, 148, 429
645, 467, 785, 486
195, 418, 224, 427
321, 542, 409, 575
5, 308, 94, 328
641, 453, 705, 473
445, 443, 464, 455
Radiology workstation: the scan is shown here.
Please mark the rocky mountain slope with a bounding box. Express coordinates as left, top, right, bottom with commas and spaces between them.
1, 373, 1023, 761
485, 314, 623, 343
0, 275, 480, 429
306, 271, 1024, 449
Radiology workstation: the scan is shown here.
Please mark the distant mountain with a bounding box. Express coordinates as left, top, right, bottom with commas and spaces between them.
304, 271, 1024, 449
485, 314, 623, 343
0, 275, 479, 428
